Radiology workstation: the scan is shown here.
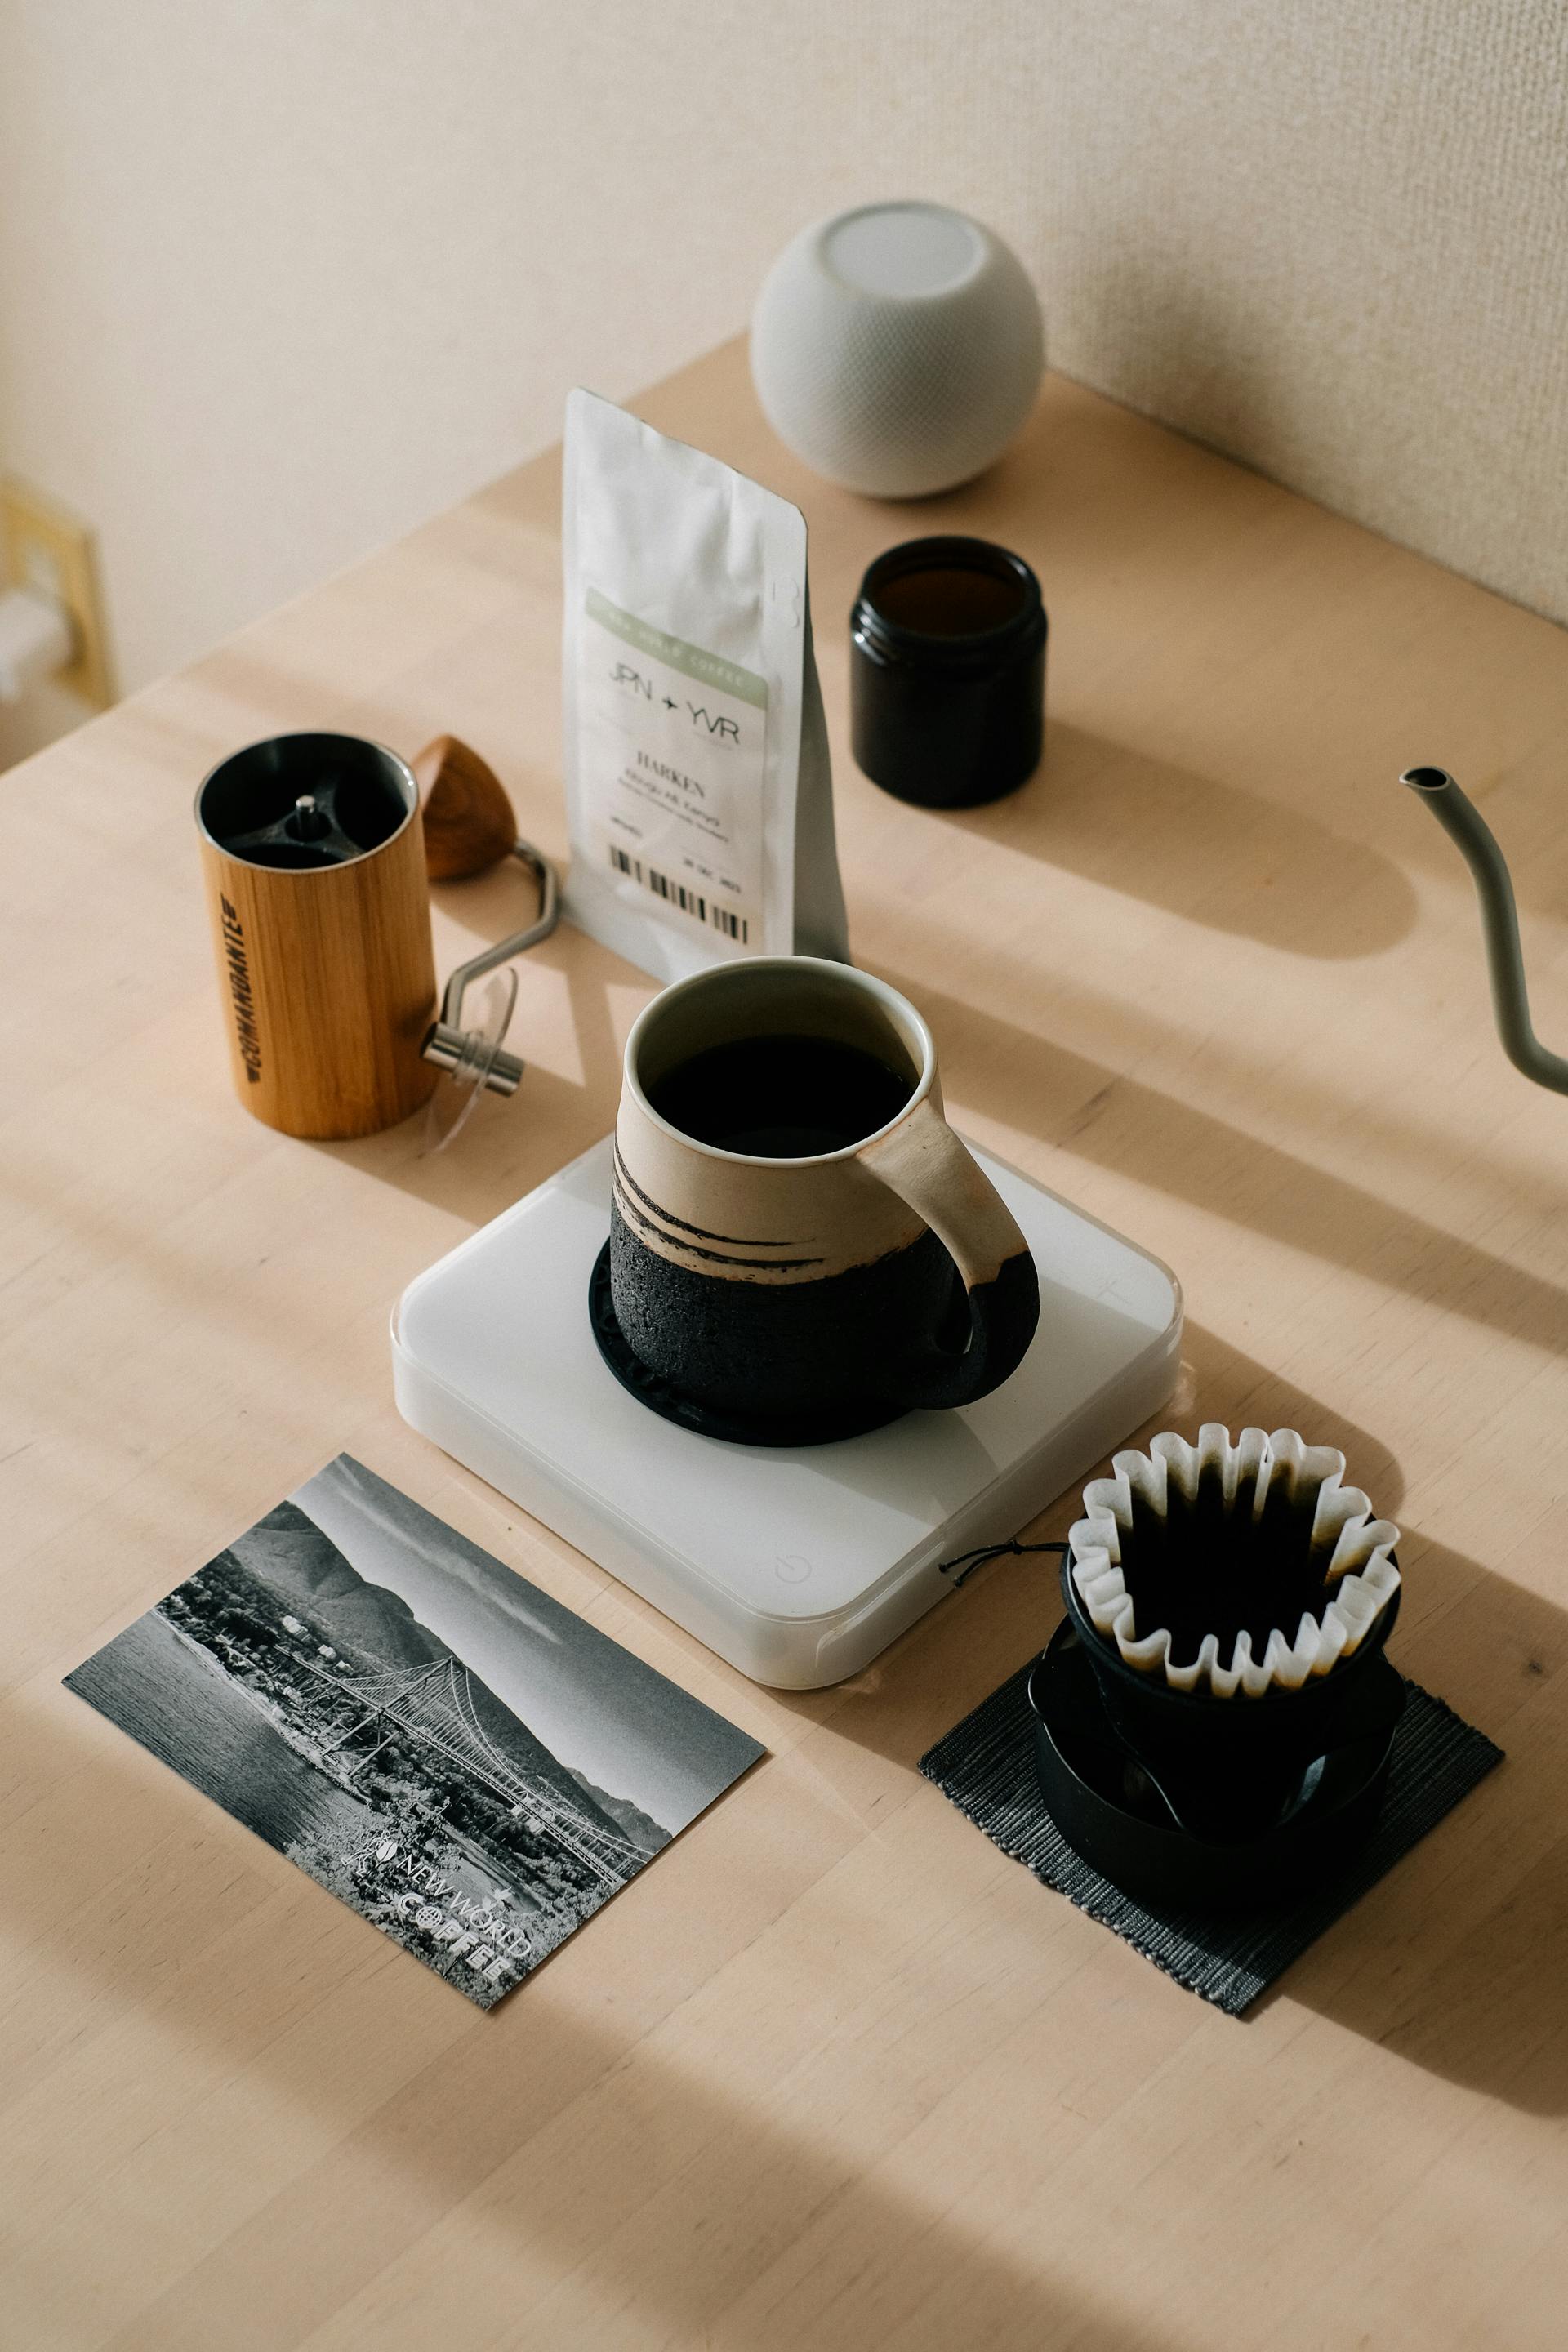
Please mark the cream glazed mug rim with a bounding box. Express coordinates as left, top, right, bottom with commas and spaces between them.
621, 956, 937, 1167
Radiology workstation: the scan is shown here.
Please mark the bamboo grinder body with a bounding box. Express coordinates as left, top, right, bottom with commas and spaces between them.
197, 733, 439, 1140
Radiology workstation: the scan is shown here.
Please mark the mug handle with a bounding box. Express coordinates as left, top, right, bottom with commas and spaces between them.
858, 1099, 1040, 1409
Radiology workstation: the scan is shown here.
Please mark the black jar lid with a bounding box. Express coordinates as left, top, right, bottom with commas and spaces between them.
850, 536, 1046, 808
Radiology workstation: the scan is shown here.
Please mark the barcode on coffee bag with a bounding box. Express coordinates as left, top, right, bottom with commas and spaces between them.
608, 845, 750, 943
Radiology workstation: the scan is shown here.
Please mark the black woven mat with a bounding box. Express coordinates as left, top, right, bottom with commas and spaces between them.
919, 1661, 1503, 2015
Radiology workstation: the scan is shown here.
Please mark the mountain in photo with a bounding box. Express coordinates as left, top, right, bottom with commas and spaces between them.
215, 1499, 627, 1841
565, 1768, 668, 1855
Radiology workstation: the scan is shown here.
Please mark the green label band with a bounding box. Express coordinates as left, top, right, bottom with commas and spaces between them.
586, 587, 768, 710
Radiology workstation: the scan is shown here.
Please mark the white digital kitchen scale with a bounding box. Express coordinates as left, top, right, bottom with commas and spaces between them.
393, 1137, 1182, 1688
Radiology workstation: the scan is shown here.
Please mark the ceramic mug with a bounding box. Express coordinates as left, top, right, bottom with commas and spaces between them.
608, 956, 1040, 1440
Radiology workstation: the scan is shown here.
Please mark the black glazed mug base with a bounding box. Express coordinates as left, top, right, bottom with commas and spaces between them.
607, 1188, 971, 1431
590, 1245, 908, 1448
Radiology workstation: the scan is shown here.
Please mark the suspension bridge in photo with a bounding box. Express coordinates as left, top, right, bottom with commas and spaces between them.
301, 1653, 648, 1893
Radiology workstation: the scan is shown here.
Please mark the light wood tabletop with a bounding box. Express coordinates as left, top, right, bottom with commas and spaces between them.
5, 336, 1568, 2352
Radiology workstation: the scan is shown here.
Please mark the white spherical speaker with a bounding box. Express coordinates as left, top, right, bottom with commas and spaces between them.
751, 202, 1044, 498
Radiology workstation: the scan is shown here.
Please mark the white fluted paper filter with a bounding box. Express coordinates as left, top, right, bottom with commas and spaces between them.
1070, 1424, 1400, 1699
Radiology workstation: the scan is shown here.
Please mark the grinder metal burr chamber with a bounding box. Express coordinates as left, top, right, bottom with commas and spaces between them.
197, 732, 558, 1142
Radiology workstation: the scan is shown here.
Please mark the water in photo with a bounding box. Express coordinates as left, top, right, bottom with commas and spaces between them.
65, 1455, 764, 2007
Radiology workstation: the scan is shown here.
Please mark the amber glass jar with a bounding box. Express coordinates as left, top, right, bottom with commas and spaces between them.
849, 536, 1046, 808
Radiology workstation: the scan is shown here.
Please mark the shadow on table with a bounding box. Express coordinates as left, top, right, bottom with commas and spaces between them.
322, 936, 1568, 1379
11, 1361, 1564, 2352
314, 929, 635, 1227
876, 966, 1568, 1361
938, 719, 1419, 959
11, 1696, 1172, 2352
785, 1326, 1568, 2117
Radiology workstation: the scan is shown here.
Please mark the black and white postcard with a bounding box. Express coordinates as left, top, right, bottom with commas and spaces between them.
65, 1455, 764, 2007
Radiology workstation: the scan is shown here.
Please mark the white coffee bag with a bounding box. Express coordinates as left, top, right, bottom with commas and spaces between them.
562, 390, 849, 982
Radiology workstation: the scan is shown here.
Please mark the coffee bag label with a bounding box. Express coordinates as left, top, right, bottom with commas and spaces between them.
577, 587, 767, 952
562, 389, 848, 982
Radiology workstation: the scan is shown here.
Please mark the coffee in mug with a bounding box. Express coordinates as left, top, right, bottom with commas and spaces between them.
603, 956, 1040, 1442
645, 1033, 913, 1159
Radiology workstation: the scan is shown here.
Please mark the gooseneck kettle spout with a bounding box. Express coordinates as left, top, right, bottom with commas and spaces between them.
1401, 766, 1568, 1094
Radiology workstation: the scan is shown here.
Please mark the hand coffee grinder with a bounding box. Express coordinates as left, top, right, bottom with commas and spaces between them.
196, 732, 557, 1144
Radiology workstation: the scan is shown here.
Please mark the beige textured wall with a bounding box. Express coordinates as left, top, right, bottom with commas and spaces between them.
1, 0, 1566, 733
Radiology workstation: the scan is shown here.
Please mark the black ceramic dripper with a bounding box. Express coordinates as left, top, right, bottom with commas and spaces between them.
1059, 1425, 1405, 1848
1059, 1553, 1404, 1846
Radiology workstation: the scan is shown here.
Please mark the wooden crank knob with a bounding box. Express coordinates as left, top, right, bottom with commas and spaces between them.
412, 734, 518, 880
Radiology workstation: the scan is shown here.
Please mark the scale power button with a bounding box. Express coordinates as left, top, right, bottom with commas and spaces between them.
773, 1553, 813, 1584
